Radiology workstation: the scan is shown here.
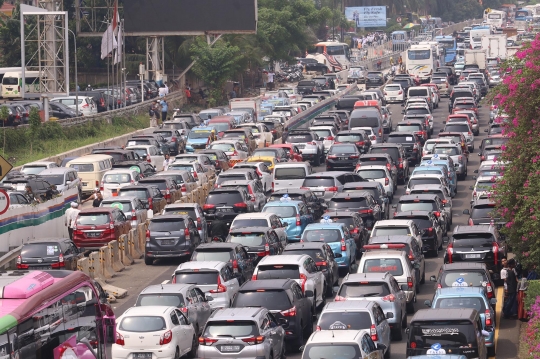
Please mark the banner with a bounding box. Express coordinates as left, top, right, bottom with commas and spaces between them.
345, 6, 387, 28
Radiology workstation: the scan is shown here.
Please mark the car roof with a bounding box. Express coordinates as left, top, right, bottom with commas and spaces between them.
140, 283, 193, 294
306, 222, 346, 230
393, 210, 433, 218
441, 262, 488, 271
361, 249, 408, 259
209, 307, 265, 321
239, 279, 293, 291
229, 226, 271, 233
374, 219, 414, 227
322, 300, 375, 311
151, 214, 190, 222
175, 261, 226, 271
305, 171, 351, 178
344, 272, 391, 282
436, 287, 486, 297
369, 235, 417, 244
195, 242, 239, 250
399, 194, 440, 201
284, 242, 327, 251
79, 207, 115, 214
101, 196, 138, 203
38, 167, 75, 175
308, 330, 368, 344
411, 308, 478, 322
410, 184, 446, 192
122, 306, 173, 317
323, 210, 361, 218
258, 254, 308, 265
263, 200, 303, 208
331, 191, 371, 199
233, 213, 274, 220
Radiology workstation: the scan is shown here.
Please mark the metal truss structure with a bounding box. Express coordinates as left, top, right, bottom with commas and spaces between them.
75, 0, 122, 37
145, 37, 164, 82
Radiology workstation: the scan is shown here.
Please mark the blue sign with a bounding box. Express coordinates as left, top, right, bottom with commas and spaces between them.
323, 215, 330, 221
433, 154, 439, 158
456, 277, 464, 284
427, 160, 433, 165
345, 6, 387, 28
431, 344, 442, 351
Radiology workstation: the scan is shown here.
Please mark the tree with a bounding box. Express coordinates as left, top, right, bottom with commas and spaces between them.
490, 34, 540, 267
190, 38, 242, 106
0, 105, 8, 156
28, 107, 41, 155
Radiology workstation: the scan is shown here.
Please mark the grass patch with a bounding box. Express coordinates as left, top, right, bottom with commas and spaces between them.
3, 114, 150, 167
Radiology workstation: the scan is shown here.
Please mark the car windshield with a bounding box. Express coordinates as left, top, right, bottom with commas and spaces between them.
188, 130, 211, 139
434, 296, 486, 311
192, 249, 233, 262
103, 173, 132, 183
387, 135, 416, 144
475, 181, 495, 191
21, 243, 62, 258
234, 290, 292, 311
148, 219, 185, 232
174, 271, 218, 284
101, 200, 133, 212
356, 169, 386, 179
370, 148, 399, 162
363, 258, 404, 276
372, 226, 410, 236
338, 282, 390, 298
405, 108, 429, 115
441, 271, 489, 288
119, 316, 166, 332
274, 167, 306, 180
257, 264, 300, 279
76, 213, 110, 225
209, 143, 237, 152
410, 321, 478, 348
216, 175, 246, 184
284, 248, 326, 262
136, 294, 185, 308
398, 201, 436, 212
328, 198, 368, 209
229, 232, 265, 246
39, 175, 64, 185
302, 229, 342, 243
335, 134, 361, 142
312, 129, 332, 138
318, 311, 373, 330
204, 321, 257, 337
262, 205, 297, 218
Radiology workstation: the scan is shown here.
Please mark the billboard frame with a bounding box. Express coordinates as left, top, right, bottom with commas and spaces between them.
345, 6, 387, 28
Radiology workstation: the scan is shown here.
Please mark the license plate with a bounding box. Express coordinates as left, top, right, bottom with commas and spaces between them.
465, 254, 482, 259
314, 191, 324, 196
220, 345, 241, 352
218, 208, 233, 212
86, 232, 101, 238
338, 157, 347, 160
112, 189, 117, 193
133, 354, 152, 359
390, 97, 396, 100
33, 266, 51, 270
82, 182, 88, 186
160, 240, 174, 245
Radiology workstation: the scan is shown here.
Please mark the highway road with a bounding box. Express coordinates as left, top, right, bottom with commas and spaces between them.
106, 88, 521, 358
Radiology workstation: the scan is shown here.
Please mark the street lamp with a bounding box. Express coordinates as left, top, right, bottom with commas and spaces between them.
67, 28, 79, 115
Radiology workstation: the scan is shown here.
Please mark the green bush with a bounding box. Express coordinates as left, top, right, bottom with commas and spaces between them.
525, 280, 540, 312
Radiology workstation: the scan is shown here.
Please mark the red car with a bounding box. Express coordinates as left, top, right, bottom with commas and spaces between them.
73, 207, 132, 249
269, 143, 303, 161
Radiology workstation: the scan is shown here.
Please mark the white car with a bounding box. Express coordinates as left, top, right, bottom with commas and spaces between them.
355, 165, 395, 198
471, 175, 497, 203
113, 306, 197, 359
172, 261, 240, 309
405, 173, 450, 195
231, 212, 288, 246
371, 219, 423, 248
404, 97, 430, 109
100, 169, 140, 198
233, 161, 273, 193
383, 84, 405, 103
253, 254, 326, 310
168, 161, 208, 187
20, 161, 58, 175
262, 114, 287, 126
207, 140, 249, 160
422, 138, 455, 157
51, 96, 97, 116
309, 126, 336, 154
126, 145, 163, 171
303, 330, 385, 359
239, 123, 274, 148
354, 126, 378, 145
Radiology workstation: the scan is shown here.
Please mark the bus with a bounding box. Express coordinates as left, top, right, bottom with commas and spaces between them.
406, 44, 437, 83
515, 8, 533, 21
435, 35, 457, 65
524, 4, 540, 19
484, 9, 506, 28
2, 71, 41, 99
391, 31, 409, 52
307, 42, 350, 71
0, 270, 116, 359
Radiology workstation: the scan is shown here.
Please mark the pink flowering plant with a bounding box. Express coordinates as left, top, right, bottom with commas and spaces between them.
523, 295, 540, 358
490, 34, 540, 267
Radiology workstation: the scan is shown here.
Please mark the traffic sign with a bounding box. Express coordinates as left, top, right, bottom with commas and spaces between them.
0, 155, 12, 182
397, 17, 402, 23
0, 189, 10, 215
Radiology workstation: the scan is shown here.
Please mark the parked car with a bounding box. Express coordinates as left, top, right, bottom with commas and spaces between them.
73, 207, 132, 249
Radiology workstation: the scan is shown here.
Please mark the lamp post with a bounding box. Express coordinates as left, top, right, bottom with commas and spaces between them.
67, 28, 79, 115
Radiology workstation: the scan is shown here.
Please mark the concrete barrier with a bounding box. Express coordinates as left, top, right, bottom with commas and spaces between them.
77, 257, 94, 278
118, 234, 134, 266
132, 226, 144, 259
99, 246, 116, 279
108, 240, 125, 272
137, 224, 147, 258
95, 278, 128, 299
89, 251, 103, 280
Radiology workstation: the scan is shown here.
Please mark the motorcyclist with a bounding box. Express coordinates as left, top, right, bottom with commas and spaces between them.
391, 64, 397, 76
210, 212, 228, 241
207, 129, 218, 146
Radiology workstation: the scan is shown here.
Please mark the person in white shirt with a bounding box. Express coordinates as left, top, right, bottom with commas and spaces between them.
164, 82, 169, 95
163, 154, 172, 171
158, 85, 167, 97
65, 202, 80, 240
267, 71, 275, 90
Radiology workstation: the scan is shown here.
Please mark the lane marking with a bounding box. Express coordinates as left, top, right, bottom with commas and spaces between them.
162, 280, 170, 284
492, 286, 504, 359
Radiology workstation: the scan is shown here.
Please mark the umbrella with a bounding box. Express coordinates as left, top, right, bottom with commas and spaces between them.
403, 23, 419, 29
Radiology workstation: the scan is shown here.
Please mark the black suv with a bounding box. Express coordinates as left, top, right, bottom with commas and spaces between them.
444, 225, 507, 281
436, 66, 457, 85
327, 192, 382, 230
19, 238, 82, 271
268, 189, 326, 220
296, 80, 321, 95
386, 131, 422, 164
342, 181, 390, 219
227, 227, 283, 264
3, 175, 53, 201
369, 143, 410, 184
395, 194, 449, 233
191, 242, 255, 284
463, 199, 506, 229
145, 214, 202, 265
231, 279, 314, 351
203, 188, 255, 225
112, 161, 156, 178
365, 71, 385, 88
298, 58, 328, 73
138, 177, 179, 204
152, 128, 185, 156
334, 130, 371, 153
118, 184, 165, 210
393, 210, 444, 257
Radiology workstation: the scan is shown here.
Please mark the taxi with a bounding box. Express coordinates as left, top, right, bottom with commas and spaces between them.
301, 219, 357, 272
261, 195, 314, 241
246, 155, 277, 171
418, 157, 457, 196
185, 125, 217, 152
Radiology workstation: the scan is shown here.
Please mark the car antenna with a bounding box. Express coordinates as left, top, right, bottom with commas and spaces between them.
332, 330, 334, 338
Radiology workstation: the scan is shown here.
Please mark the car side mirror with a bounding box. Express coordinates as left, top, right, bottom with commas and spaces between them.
205, 294, 214, 301
304, 290, 314, 298
385, 312, 394, 319
430, 275, 437, 282
424, 299, 432, 307
400, 284, 409, 291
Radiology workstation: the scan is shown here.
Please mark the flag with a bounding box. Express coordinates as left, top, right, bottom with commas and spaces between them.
100, 24, 117, 59
112, 0, 119, 32
114, 22, 123, 65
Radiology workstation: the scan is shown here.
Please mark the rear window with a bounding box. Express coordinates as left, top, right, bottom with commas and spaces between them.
434, 296, 486, 311
154, 130, 173, 137
452, 233, 495, 247
139, 180, 167, 191
274, 167, 306, 180
210, 143, 236, 152
101, 200, 133, 212
410, 189, 444, 200
119, 188, 148, 199
471, 205, 495, 219
232, 219, 268, 227
262, 205, 297, 218
149, 219, 185, 232
372, 226, 410, 237
21, 243, 61, 258
410, 321, 478, 348
397, 200, 436, 212
350, 116, 380, 128
229, 232, 266, 246
356, 169, 386, 179
69, 163, 94, 172
286, 133, 313, 143
216, 175, 246, 184
174, 271, 218, 284
370, 147, 399, 162
206, 191, 243, 204
387, 135, 416, 144
256, 264, 300, 279
405, 108, 429, 115
204, 321, 257, 337
328, 198, 368, 209
338, 282, 390, 298
396, 216, 432, 229
302, 229, 342, 243
119, 316, 166, 332
363, 258, 404, 276
318, 311, 373, 330
407, 178, 441, 187
192, 249, 233, 262
304, 344, 361, 359
359, 157, 387, 166
409, 89, 429, 97
329, 145, 357, 154
76, 213, 110, 225
334, 134, 361, 143
385, 85, 401, 91
311, 129, 332, 138
395, 124, 422, 132
136, 294, 185, 308
303, 177, 335, 187
284, 248, 325, 262
440, 271, 489, 288
298, 81, 315, 87
233, 290, 292, 311
103, 173, 131, 184
162, 208, 197, 218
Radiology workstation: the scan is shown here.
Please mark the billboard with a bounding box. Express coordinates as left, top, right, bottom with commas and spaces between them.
124, 0, 257, 36
345, 6, 387, 28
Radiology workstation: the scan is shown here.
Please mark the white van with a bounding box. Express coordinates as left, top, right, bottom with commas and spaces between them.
65, 154, 113, 195
272, 162, 312, 191
2, 71, 41, 99
100, 169, 140, 198
407, 86, 433, 110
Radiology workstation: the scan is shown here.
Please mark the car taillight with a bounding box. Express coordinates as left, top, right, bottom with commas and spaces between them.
407, 276, 413, 288
193, 171, 198, 179
341, 239, 346, 251
180, 306, 189, 315
378, 128, 382, 137
408, 249, 415, 261
196, 217, 202, 230
326, 186, 338, 192
447, 242, 453, 263
492, 242, 499, 266
181, 184, 187, 193
300, 273, 307, 292
385, 177, 389, 185
252, 274, 258, 280
316, 261, 327, 269
370, 324, 378, 341
248, 185, 255, 201
281, 306, 297, 317
370, 135, 376, 140
326, 136, 334, 140
486, 282, 494, 299
145, 229, 150, 242
234, 203, 248, 210
468, 218, 474, 226
434, 211, 440, 217
100, 182, 104, 191
327, 154, 337, 159
203, 204, 216, 211
382, 294, 395, 302
171, 136, 177, 142
51, 254, 65, 268
399, 159, 403, 169
165, 188, 171, 200
242, 336, 265, 345
386, 163, 391, 170
198, 337, 218, 346
264, 243, 270, 256
410, 341, 417, 349
427, 227, 433, 236
316, 325, 321, 331
356, 141, 365, 146
232, 259, 239, 273
16, 256, 29, 270
184, 227, 190, 237
296, 214, 301, 226
146, 156, 152, 163
485, 310, 492, 326
232, 150, 239, 156
334, 295, 346, 301
148, 197, 153, 210
210, 275, 227, 293
398, 90, 403, 94
115, 332, 125, 346
359, 209, 373, 214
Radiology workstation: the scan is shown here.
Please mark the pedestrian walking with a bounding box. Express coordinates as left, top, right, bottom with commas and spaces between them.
267, 70, 275, 90
503, 258, 518, 318
65, 202, 80, 240
184, 87, 192, 104
160, 98, 168, 125
163, 153, 172, 171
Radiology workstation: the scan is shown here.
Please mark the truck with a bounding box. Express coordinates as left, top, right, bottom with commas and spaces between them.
464, 49, 487, 72
470, 26, 492, 50
481, 34, 507, 59
229, 96, 262, 121
507, 46, 522, 58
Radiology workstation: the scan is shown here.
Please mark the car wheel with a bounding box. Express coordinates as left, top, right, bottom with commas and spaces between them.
144, 255, 153, 265
187, 335, 198, 358
392, 323, 403, 341
384, 342, 391, 359
420, 268, 425, 284
292, 321, 304, 352
174, 347, 180, 359
280, 340, 287, 359
304, 314, 314, 338
319, 287, 327, 309
313, 153, 321, 166
487, 346, 496, 357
